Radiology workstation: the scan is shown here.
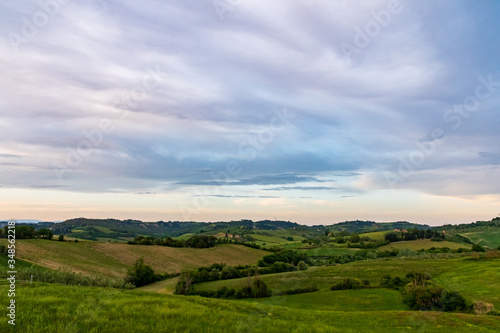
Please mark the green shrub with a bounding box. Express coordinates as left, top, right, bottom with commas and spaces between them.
331, 278, 360, 291
472, 244, 486, 252
297, 261, 308, 270
125, 257, 156, 287
440, 290, 470, 312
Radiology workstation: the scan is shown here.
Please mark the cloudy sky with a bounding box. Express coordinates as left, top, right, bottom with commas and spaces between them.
1, 0, 499, 225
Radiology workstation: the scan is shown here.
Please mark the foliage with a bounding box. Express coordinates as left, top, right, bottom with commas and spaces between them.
331, 278, 366, 291
125, 257, 156, 287
385, 228, 444, 243
276, 286, 318, 295
403, 286, 470, 312
258, 250, 312, 267
128, 235, 217, 248
472, 243, 486, 252
297, 260, 308, 270
2, 225, 53, 239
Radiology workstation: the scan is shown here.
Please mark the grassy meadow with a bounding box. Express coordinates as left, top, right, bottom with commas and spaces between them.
2, 284, 500, 333
378, 239, 470, 251
458, 229, 500, 249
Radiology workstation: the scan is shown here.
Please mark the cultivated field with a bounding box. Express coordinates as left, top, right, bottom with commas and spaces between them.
0, 239, 268, 278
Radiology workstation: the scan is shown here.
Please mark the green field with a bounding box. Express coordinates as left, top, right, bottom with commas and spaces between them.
0, 239, 268, 278
298, 246, 360, 256
359, 231, 388, 240
459, 229, 500, 249
378, 239, 470, 251
2, 284, 499, 333
243, 289, 406, 311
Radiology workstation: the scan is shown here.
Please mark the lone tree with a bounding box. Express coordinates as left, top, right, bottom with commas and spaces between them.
126, 257, 155, 287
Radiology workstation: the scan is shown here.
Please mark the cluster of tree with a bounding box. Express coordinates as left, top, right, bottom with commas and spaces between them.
183, 282, 319, 300
257, 250, 312, 267
173, 251, 311, 294
1, 226, 53, 239
331, 278, 370, 291
125, 257, 178, 287
384, 228, 445, 243
173, 258, 309, 291
382, 272, 471, 313
128, 235, 218, 249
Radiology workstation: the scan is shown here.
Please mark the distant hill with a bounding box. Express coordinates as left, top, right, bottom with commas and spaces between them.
46, 218, 435, 241
49, 218, 306, 241
324, 220, 430, 233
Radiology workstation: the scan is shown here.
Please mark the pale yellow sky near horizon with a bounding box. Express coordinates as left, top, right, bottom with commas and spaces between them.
1, 188, 498, 226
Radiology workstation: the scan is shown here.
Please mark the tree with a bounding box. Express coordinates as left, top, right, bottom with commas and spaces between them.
58, 235, 64, 242
472, 244, 486, 252
252, 278, 271, 298
126, 257, 155, 287
38, 228, 53, 240
440, 290, 469, 312
384, 232, 400, 243
350, 233, 360, 243
175, 272, 195, 295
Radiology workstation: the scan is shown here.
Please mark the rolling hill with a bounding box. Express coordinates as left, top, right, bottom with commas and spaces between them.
0, 239, 268, 278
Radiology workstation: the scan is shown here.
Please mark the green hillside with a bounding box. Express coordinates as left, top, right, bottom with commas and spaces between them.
0, 239, 268, 278
2, 284, 499, 333
195, 258, 500, 308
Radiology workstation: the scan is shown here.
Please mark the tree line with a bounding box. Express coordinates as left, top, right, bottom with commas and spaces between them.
384, 228, 445, 242
1, 225, 54, 239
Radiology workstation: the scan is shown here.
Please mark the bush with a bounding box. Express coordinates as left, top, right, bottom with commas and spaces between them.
252, 279, 271, 298
381, 275, 405, 289
58, 235, 64, 241
441, 290, 470, 312
473, 301, 495, 315
278, 286, 318, 295
331, 278, 360, 291
235, 286, 253, 299
403, 285, 470, 312
297, 261, 308, 270
403, 285, 443, 311
472, 244, 486, 252
397, 248, 417, 257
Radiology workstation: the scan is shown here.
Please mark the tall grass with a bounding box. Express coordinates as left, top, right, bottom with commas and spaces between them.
2, 284, 500, 333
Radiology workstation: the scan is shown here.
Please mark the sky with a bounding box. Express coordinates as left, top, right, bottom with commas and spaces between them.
1, 0, 499, 226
